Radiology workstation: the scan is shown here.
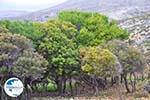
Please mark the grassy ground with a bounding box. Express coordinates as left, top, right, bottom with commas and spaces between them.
31, 95, 150, 100
31, 76, 150, 100
31, 83, 150, 100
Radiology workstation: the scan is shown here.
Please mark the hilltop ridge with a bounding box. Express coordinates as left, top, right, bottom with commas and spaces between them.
1, 0, 150, 21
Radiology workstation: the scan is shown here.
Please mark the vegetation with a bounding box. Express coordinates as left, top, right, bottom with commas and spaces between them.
0, 20, 44, 47
59, 11, 129, 46
0, 25, 9, 33
0, 33, 48, 99
37, 19, 79, 96
0, 11, 149, 100
80, 46, 121, 94
102, 40, 147, 93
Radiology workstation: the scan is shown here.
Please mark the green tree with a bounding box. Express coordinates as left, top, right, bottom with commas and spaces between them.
0, 25, 9, 33
0, 32, 48, 78
102, 40, 146, 93
59, 11, 129, 46
0, 20, 44, 46
38, 19, 79, 96
0, 33, 48, 99
80, 46, 121, 94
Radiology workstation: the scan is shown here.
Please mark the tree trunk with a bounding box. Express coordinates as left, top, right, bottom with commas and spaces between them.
0, 76, 7, 100
63, 79, 66, 96
120, 75, 123, 83
57, 80, 63, 96
0, 87, 1, 100
117, 76, 123, 100
129, 73, 136, 92
122, 74, 130, 93
104, 77, 107, 84
132, 73, 136, 92
69, 78, 73, 96
141, 73, 144, 81
75, 81, 78, 95
93, 77, 99, 95
0, 78, 2, 100
111, 76, 114, 86
23, 77, 28, 100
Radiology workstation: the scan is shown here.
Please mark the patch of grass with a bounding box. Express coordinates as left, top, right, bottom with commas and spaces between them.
46, 83, 57, 92
134, 92, 149, 98
32, 80, 150, 100
37, 84, 42, 92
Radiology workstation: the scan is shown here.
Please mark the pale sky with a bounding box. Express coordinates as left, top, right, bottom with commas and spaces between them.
0, 0, 68, 11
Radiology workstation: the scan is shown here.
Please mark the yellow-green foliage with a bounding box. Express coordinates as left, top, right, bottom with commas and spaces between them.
0, 25, 9, 33
38, 19, 79, 77
80, 46, 120, 77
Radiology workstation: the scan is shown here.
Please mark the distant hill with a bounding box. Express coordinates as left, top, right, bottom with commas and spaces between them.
0, 10, 30, 19
1, 0, 150, 21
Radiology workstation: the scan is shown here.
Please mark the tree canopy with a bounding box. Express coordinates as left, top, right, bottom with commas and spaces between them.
80, 46, 121, 78
102, 40, 146, 74
0, 20, 44, 43
0, 33, 48, 78
0, 25, 9, 33
37, 19, 80, 95
59, 11, 129, 46
38, 19, 79, 76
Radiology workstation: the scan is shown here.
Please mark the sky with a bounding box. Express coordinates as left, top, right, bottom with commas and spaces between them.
0, 0, 68, 11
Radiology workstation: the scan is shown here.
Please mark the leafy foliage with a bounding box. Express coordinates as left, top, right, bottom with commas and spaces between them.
0, 25, 9, 33
102, 40, 146, 74
80, 46, 121, 78
38, 19, 79, 78
59, 11, 129, 46
0, 33, 48, 77
0, 20, 44, 42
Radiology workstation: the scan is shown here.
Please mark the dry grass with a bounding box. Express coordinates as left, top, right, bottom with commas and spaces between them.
32, 90, 150, 100
32, 82, 150, 100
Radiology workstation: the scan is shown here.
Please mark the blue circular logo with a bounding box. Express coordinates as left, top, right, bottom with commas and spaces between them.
4, 77, 24, 97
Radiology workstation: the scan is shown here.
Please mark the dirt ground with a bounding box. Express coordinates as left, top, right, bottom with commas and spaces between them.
31, 84, 150, 100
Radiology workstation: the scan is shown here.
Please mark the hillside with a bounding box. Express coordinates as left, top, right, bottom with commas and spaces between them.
0, 10, 29, 19
118, 14, 150, 66
2, 0, 150, 21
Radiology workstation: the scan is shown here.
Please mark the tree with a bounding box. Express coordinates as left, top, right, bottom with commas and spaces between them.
0, 20, 44, 46
102, 40, 147, 93
0, 33, 48, 100
0, 25, 9, 33
59, 11, 129, 47
0, 33, 32, 73
79, 46, 121, 94
38, 19, 79, 96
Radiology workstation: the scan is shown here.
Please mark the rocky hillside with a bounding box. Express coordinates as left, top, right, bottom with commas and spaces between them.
2, 0, 150, 21
0, 10, 29, 19
119, 15, 150, 44
119, 15, 150, 65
